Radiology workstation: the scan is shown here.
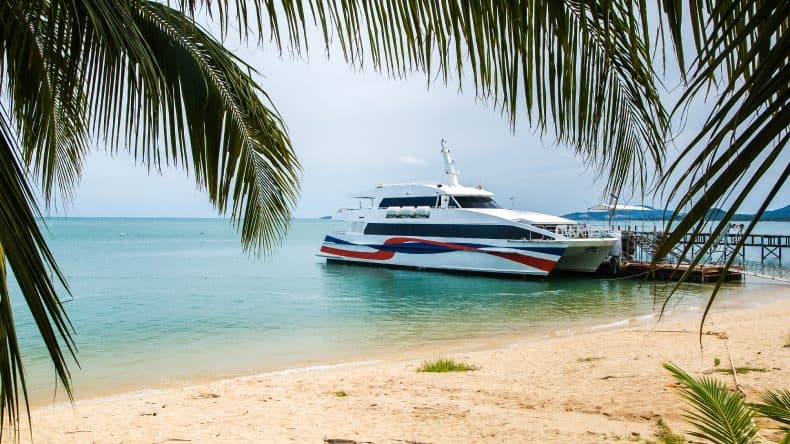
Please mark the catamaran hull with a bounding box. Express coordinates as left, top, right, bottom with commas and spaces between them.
318, 234, 568, 277
553, 238, 618, 273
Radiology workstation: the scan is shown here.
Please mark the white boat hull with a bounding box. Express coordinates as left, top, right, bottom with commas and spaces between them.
318, 234, 568, 277
553, 238, 619, 273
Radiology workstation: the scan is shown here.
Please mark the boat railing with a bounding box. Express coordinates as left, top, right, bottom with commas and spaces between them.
555, 224, 615, 239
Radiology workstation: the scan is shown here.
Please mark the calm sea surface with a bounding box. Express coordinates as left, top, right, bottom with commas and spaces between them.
8, 218, 787, 403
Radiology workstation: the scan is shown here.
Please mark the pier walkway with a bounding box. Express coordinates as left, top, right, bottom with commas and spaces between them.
597, 224, 790, 283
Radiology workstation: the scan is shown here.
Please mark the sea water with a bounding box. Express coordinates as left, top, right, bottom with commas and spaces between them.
7, 218, 785, 404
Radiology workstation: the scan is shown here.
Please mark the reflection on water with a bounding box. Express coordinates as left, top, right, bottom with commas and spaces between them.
319, 260, 726, 346
9, 218, 754, 403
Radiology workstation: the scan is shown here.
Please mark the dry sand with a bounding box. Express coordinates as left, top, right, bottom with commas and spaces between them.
10, 285, 790, 443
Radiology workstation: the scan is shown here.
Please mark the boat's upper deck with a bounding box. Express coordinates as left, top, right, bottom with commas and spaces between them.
344, 183, 579, 226
353, 183, 493, 199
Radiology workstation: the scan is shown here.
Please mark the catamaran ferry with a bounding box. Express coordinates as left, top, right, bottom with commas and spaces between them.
318, 141, 618, 277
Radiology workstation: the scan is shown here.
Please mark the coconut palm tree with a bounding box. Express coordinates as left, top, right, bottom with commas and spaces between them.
1, 0, 306, 431
0, 0, 785, 434
0, 0, 667, 432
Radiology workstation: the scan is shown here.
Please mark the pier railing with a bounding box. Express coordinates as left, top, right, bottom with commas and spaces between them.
580, 223, 789, 283
589, 224, 789, 266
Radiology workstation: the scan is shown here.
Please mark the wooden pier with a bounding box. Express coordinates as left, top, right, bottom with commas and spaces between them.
610, 226, 790, 265
609, 261, 745, 283
594, 226, 789, 283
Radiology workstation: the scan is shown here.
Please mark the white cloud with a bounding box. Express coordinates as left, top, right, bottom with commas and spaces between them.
398, 155, 428, 166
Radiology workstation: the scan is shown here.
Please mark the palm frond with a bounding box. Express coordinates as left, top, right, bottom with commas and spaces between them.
651, 0, 789, 317
130, 1, 301, 252
1, 0, 89, 204
175, 0, 669, 197
0, 0, 303, 435
664, 362, 759, 444
752, 389, 790, 432
24, 0, 301, 252
0, 108, 76, 437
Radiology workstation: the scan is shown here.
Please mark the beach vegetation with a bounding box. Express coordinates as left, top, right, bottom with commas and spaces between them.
712, 367, 769, 375
333, 390, 348, 398
0, 0, 786, 435
576, 356, 605, 363
664, 362, 790, 443
714, 357, 721, 368
416, 358, 478, 373
664, 362, 758, 443
654, 418, 686, 444
750, 389, 790, 434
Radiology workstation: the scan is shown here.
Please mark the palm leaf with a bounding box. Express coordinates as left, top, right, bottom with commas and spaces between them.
0, 107, 76, 439
752, 389, 790, 432
128, 1, 301, 252
664, 362, 759, 444
175, 0, 669, 197
0, 0, 89, 205
0, 0, 300, 435
650, 1, 789, 321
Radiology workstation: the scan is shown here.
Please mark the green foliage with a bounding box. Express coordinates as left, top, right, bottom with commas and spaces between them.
1, 0, 301, 434
333, 390, 347, 397
416, 358, 478, 373
177, 0, 670, 197
0, 3, 674, 432
664, 362, 759, 444
714, 357, 721, 367
652, 1, 789, 327
713, 367, 769, 375
576, 356, 605, 363
656, 418, 686, 444
666, 364, 790, 443
752, 389, 790, 433
0, 108, 74, 436
1, 0, 787, 437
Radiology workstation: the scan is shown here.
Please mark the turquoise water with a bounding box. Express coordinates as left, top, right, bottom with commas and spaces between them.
7, 218, 775, 403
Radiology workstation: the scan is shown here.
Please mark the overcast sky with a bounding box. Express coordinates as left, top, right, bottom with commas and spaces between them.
46, 16, 788, 219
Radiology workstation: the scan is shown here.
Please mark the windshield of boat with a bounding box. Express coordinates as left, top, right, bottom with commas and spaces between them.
453, 196, 501, 208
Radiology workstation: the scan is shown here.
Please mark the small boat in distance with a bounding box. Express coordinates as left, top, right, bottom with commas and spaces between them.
318, 140, 618, 277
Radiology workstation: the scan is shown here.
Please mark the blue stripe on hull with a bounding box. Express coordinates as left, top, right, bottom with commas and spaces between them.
323, 235, 564, 256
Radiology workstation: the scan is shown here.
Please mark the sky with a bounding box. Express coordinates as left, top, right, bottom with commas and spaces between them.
45, 12, 788, 219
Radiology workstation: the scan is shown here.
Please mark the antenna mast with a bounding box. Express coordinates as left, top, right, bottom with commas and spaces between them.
440, 139, 460, 186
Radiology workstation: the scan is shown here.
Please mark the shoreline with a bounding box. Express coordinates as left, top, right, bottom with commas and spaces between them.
13, 282, 789, 442
30, 280, 786, 408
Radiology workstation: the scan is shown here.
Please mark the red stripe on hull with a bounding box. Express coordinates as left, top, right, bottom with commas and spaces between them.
320, 245, 394, 260
487, 252, 557, 273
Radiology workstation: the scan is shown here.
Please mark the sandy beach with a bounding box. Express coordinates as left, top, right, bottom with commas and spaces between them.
9, 284, 790, 443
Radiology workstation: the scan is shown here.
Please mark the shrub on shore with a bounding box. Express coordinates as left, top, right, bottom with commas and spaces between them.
416, 358, 478, 373
655, 418, 685, 444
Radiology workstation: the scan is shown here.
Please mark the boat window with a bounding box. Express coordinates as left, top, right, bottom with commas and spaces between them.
453, 196, 501, 208
378, 196, 438, 208
363, 223, 548, 240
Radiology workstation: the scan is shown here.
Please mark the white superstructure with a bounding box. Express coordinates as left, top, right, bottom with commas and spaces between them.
318, 141, 618, 277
